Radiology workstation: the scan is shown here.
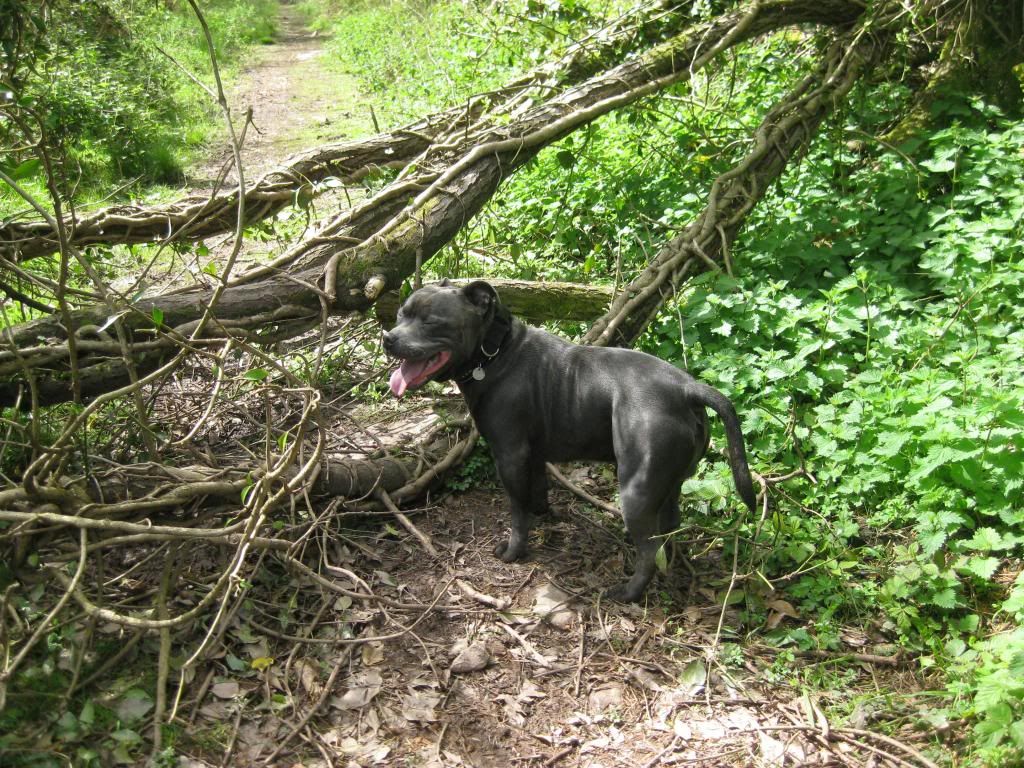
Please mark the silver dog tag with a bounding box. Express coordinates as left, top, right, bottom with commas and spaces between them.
472, 366, 486, 381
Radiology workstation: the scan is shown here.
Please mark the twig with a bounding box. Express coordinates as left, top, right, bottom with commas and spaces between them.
151, 549, 176, 757
547, 462, 620, 515
260, 647, 353, 766
498, 622, 552, 668
543, 737, 580, 766
641, 735, 680, 768
377, 488, 439, 558
218, 706, 244, 768
456, 579, 509, 610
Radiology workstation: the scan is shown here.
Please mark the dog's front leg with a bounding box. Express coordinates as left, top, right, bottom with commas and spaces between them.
492, 448, 546, 562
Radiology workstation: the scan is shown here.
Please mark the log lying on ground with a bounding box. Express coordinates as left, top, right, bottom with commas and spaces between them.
375, 278, 614, 327
0, 422, 477, 525
0, 0, 866, 409
0, 1, 704, 262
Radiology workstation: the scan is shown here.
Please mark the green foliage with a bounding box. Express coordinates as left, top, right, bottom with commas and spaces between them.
446, 440, 496, 492
668, 96, 1024, 640
321, 0, 610, 126
0, 0, 279, 209
946, 628, 1024, 766
448, 32, 804, 282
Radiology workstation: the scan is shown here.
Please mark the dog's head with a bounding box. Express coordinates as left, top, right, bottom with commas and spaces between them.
382, 280, 499, 397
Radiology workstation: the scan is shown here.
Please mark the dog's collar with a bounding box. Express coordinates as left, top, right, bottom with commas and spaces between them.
451, 306, 512, 384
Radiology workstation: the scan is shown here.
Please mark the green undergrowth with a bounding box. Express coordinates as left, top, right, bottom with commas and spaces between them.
0, 0, 279, 216
311, 0, 625, 126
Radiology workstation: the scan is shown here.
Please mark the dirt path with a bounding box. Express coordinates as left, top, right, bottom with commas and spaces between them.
191, 0, 370, 185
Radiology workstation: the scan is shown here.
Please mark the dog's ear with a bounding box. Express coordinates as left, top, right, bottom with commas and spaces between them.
461, 281, 497, 313
438, 278, 451, 287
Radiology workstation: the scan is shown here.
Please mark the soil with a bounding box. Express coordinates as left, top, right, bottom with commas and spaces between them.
170, 464, 930, 767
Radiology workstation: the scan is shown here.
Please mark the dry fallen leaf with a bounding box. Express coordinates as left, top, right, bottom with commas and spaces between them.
295, 659, 320, 696
758, 731, 786, 766
210, 681, 240, 699
330, 670, 383, 710
531, 583, 576, 629
450, 642, 491, 674
766, 598, 800, 629
690, 719, 727, 740
362, 641, 386, 666
587, 683, 623, 713
402, 691, 440, 722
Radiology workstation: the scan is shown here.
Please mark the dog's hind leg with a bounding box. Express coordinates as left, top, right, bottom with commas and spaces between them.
606, 470, 681, 602
659, 492, 681, 536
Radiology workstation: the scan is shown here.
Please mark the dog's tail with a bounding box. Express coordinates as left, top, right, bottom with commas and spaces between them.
691, 383, 757, 512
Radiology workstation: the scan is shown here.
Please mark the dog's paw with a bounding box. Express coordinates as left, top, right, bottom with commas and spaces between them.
494, 539, 526, 562
604, 582, 643, 603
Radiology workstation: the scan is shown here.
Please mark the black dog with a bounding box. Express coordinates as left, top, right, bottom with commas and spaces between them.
384, 280, 755, 601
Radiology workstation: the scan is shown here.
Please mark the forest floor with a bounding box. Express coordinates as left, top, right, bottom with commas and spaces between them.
157, 373, 936, 768
154, 3, 939, 766
173, 459, 933, 767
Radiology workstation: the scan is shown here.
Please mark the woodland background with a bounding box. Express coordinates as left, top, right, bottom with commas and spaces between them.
1, 1, 1023, 766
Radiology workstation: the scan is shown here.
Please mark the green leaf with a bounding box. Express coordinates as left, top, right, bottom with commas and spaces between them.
655, 544, 667, 574
115, 689, 153, 723
678, 658, 706, 691
964, 527, 1004, 552
79, 699, 95, 727
110, 729, 141, 744
243, 368, 269, 382
921, 157, 956, 173
151, 307, 164, 327
712, 321, 733, 337
961, 556, 1000, 580
930, 588, 957, 610
908, 445, 980, 485
555, 149, 575, 168
5, 158, 42, 181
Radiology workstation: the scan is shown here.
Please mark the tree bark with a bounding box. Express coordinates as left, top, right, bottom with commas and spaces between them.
375, 278, 613, 327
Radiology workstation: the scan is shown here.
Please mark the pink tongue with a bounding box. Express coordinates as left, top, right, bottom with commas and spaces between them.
389, 358, 433, 398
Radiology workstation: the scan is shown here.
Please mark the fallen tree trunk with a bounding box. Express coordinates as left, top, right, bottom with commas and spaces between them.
0, 0, 866, 408
0, 0, 707, 262
584, 12, 892, 348
0, 422, 477, 522
375, 278, 613, 327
